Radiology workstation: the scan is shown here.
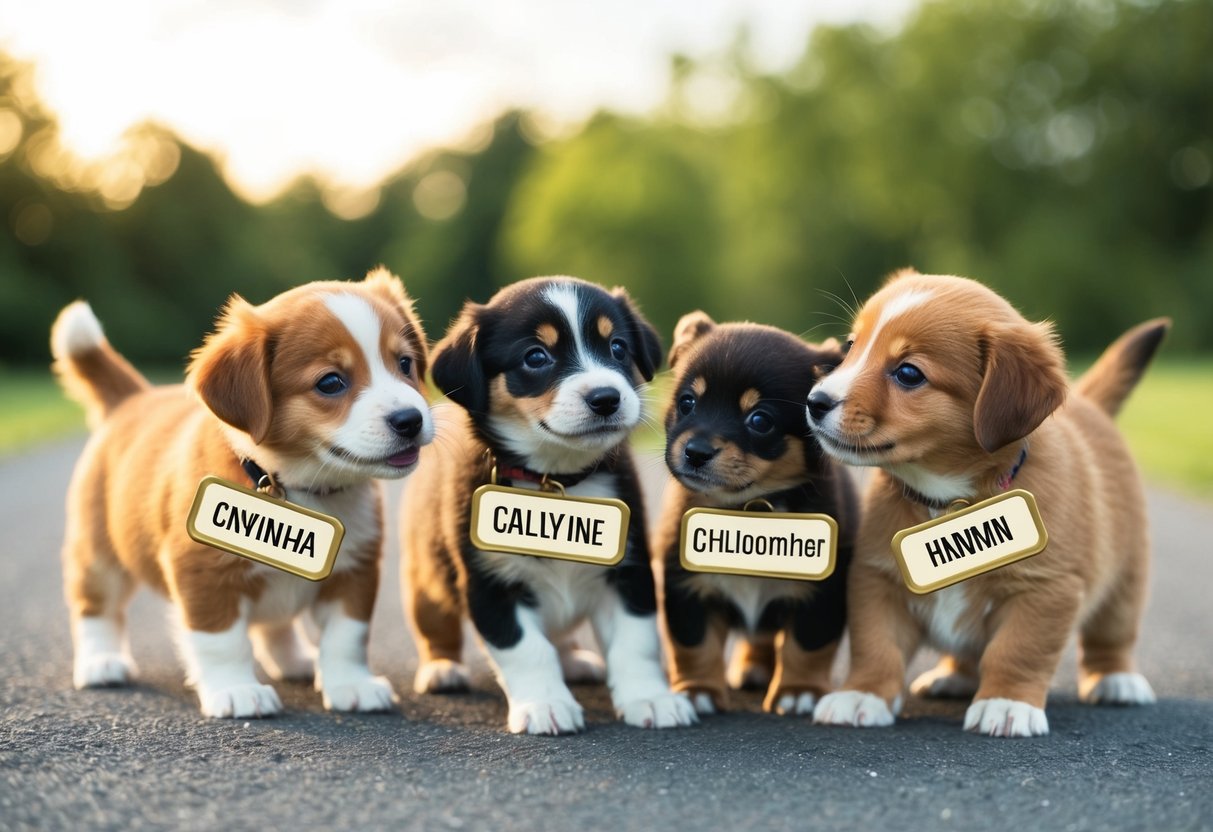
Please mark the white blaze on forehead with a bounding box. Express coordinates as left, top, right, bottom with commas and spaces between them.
814, 288, 935, 400
544, 283, 589, 365
323, 292, 433, 452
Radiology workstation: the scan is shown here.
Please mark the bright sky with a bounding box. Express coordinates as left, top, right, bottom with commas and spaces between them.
0, 0, 916, 202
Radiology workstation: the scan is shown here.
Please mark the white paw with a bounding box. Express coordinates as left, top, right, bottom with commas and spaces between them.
507, 695, 585, 735
813, 691, 895, 727
414, 659, 471, 694
1081, 672, 1156, 706
74, 653, 135, 689
687, 691, 717, 716
910, 667, 979, 699
560, 647, 607, 684
964, 698, 1048, 737
618, 692, 699, 729
199, 683, 283, 719
323, 675, 397, 712
773, 691, 817, 716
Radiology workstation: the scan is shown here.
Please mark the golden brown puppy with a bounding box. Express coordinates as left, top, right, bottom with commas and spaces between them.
806, 270, 1168, 737
53, 269, 433, 718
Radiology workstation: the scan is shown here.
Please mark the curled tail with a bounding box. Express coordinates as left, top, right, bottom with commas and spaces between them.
51, 301, 150, 428
1074, 318, 1171, 418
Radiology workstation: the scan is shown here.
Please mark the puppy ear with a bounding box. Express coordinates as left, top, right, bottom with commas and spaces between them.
807, 336, 844, 381
431, 304, 489, 414
188, 295, 273, 444
973, 321, 1068, 453
363, 266, 429, 378
611, 288, 662, 381
668, 310, 716, 369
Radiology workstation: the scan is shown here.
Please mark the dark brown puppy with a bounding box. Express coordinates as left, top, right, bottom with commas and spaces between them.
654, 312, 858, 716
400, 276, 698, 734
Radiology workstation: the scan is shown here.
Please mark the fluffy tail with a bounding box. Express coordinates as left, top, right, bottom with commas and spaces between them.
51, 301, 150, 428
1074, 318, 1171, 417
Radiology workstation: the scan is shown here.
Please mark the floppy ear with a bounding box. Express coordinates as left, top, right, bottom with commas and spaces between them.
431, 304, 489, 414
973, 320, 1068, 453
668, 310, 716, 370
188, 295, 273, 444
611, 288, 662, 381
807, 336, 844, 381
363, 266, 429, 378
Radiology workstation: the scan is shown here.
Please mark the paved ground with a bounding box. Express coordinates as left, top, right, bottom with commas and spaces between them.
1, 438, 1210, 831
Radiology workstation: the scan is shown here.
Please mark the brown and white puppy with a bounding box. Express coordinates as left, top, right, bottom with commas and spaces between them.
52, 269, 434, 718
401, 276, 698, 734
806, 269, 1168, 737
654, 313, 857, 717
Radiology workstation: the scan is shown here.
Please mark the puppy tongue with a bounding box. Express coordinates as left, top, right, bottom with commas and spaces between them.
387, 447, 419, 467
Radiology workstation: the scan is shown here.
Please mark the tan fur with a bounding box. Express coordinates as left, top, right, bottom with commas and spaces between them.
596, 315, 614, 340
55, 272, 426, 680
825, 271, 1167, 716
669, 310, 716, 368
739, 388, 761, 413
537, 323, 559, 348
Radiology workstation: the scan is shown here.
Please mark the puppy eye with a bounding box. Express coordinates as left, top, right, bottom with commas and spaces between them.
677, 393, 696, 416
398, 356, 413, 376
746, 410, 774, 434
892, 363, 926, 389
524, 347, 552, 369
844, 339, 855, 355
315, 372, 348, 396
610, 338, 628, 362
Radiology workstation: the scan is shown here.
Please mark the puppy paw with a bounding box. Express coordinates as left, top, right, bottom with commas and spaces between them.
507, 695, 585, 735
414, 659, 471, 694
910, 666, 979, 699
766, 690, 818, 717
323, 675, 397, 712
618, 692, 699, 729
74, 653, 135, 689
559, 647, 606, 685
199, 683, 283, 719
680, 689, 723, 716
1080, 672, 1156, 706
813, 691, 896, 728
964, 698, 1048, 737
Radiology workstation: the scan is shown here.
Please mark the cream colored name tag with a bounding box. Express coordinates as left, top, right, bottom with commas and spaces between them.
679, 507, 838, 581
186, 476, 345, 581
892, 489, 1048, 594
469, 484, 630, 565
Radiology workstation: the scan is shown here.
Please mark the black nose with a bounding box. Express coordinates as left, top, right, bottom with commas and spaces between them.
807, 390, 839, 422
387, 408, 423, 439
585, 387, 621, 416
683, 437, 719, 469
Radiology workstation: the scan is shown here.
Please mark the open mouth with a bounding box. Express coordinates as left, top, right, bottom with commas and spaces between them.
328, 443, 420, 469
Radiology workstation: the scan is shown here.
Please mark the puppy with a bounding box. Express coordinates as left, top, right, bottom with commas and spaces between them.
807, 269, 1168, 737
654, 312, 857, 716
401, 276, 697, 734
53, 268, 434, 718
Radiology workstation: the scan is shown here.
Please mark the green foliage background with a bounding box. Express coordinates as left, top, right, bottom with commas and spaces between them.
1, 0, 1210, 368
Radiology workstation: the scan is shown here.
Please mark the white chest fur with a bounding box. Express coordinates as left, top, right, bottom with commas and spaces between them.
910, 584, 988, 658
476, 472, 619, 636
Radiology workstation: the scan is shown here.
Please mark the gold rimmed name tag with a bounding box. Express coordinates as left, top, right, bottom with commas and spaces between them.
186, 476, 345, 581
892, 488, 1048, 594
469, 483, 630, 566
679, 506, 838, 581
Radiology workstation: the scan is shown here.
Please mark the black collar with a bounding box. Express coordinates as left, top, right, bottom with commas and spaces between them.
240, 457, 344, 500
898, 446, 1028, 512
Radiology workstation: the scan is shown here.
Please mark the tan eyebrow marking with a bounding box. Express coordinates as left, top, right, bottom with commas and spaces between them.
691, 376, 707, 397
536, 323, 559, 348
739, 388, 761, 412
597, 315, 614, 339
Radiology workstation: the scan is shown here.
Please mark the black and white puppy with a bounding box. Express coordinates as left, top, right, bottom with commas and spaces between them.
400, 276, 697, 734
654, 312, 858, 716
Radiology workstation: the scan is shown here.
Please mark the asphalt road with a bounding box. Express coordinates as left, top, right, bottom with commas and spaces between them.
2, 438, 1211, 831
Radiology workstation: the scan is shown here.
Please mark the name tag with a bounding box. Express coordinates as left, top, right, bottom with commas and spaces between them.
186, 476, 345, 581
679, 507, 838, 581
469, 484, 630, 565
891, 489, 1048, 594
